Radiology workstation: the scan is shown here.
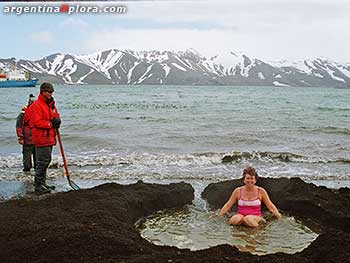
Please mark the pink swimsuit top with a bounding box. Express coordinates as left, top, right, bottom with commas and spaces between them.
237, 187, 262, 216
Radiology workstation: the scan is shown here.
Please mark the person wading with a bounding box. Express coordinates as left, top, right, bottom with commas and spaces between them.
30, 83, 61, 194
16, 94, 37, 172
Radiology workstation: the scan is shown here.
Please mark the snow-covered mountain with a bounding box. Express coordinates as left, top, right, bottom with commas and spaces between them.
1, 49, 349, 87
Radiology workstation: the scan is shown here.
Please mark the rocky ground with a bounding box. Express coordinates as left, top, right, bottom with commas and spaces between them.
1, 178, 349, 262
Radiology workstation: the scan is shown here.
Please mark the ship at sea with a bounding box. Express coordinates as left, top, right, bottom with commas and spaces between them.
0, 69, 38, 88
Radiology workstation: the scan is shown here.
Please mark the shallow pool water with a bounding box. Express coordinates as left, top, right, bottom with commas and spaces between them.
137, 205, 319, 255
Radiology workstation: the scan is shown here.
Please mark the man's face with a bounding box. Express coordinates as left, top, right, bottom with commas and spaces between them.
42, 90, 53, 100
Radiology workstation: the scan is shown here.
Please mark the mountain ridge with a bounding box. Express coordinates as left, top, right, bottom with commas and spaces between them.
0, 49, 349, 87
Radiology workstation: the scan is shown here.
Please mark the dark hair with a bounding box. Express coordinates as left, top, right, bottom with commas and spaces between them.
242, 166, 259, 180
40, 82, 54, 93
28, 94, 36, 105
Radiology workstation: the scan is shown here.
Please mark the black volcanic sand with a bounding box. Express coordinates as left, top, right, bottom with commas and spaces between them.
0, 178, 349, 262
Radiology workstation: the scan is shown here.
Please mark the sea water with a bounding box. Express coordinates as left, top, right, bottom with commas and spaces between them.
1, 85, 349, 188
0, 85, 348, 252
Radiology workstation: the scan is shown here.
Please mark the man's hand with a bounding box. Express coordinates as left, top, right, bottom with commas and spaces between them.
18, 138, 24, 145
48, 98, 55, 109
52, 118, 61, 129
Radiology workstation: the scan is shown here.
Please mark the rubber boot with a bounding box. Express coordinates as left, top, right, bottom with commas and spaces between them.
43, 183, 56, 190
35, 184, 51, 195
34, 178, 51, 195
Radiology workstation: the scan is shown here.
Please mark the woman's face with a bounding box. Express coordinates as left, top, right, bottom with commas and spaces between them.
244, 174, 256, 186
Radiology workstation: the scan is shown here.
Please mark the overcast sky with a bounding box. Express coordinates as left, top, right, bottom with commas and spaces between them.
1, 0, 350, 62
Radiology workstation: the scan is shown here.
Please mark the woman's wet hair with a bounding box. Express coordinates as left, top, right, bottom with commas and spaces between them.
242, 166, 259, 180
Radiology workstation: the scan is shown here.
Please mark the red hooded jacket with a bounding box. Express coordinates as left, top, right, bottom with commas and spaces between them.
30, 94, 60, 147
16, 105, 34, 145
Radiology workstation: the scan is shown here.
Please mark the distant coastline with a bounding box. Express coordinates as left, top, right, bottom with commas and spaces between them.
1, 49, 349, 88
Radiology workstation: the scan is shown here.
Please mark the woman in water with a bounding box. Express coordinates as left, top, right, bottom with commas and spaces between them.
219, 166, 282, 227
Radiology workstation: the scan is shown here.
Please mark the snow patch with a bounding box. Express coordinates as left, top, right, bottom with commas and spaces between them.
174, 56, 191, 70
206, 51, 247, 76
137, 64, 154, 84
114, 69, 120, 80
76, 49, 124, 79
330, 74, 345, 82
56, 58, 77, 84
130, 50, 170, 63
258, 72, 265, 80
322, 63, 346, 82
20, 63, 42, 73
127, 62, 139, 83
47, 54, 64, 75
172, 63, 187, 71
313, 72, 324, 78
162, 64, 171, 77
273, 81, 290, 87
241, 60, 255, 77
269, 59, 313, 75
77, 69, 94, 84
337, 65, 350, 78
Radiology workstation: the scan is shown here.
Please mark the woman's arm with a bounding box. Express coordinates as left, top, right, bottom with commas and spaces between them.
260, 188, 282, 219
219, 188, 239, 216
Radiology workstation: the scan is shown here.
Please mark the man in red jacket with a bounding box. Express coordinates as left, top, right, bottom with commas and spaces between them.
16, 94, 36, 172
30, 83, 61, 194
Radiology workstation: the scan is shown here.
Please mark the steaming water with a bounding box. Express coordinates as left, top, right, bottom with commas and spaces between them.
0, 85, 348, 253
137, 182, 318, 255
138, 206, 318, 255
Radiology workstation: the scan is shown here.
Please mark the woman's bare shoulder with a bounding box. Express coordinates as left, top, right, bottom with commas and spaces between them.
232, 187, 241, 195
258, 187, 269, 195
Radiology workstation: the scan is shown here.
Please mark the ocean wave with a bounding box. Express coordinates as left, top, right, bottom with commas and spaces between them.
54, 135, 116, 150
0, 156, 20, 169
222, 151, 305, 163
313, 126, 350, 136
0, 152, 224, 170
333, 159, 350, 164
221, 151, 350, 164
2, 156, 350, 186
0, 115, 15, 121
66, 152, 224, 168
317, 106, 350, 112
1, 150, 349, 171
67, 102, 188, 111
2, 165, 350, 184
64, 123, 113, 130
